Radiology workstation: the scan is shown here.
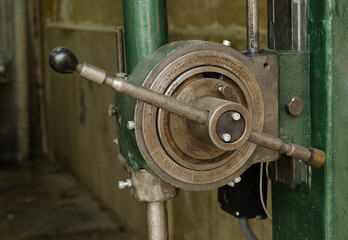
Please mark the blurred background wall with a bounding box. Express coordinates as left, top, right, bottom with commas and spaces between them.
0, 0, 271, 239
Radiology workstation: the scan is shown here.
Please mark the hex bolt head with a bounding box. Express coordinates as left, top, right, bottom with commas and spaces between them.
234, 176, 242, 183
222, 133, 231, 142
127, 121, 135, 130
108, 105, 117, 116
118, 179, 132, 189
232, 112, 241, 121
285, 97, 304, 116
222, 40, 231, 47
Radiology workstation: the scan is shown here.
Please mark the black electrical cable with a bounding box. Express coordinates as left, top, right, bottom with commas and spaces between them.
239, 217, 258, 240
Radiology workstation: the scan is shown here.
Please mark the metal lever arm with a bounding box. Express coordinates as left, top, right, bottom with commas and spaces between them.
49, 47, 326, 167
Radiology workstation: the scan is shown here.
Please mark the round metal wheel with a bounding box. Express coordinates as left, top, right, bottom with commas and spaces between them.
134, 41, 264, 190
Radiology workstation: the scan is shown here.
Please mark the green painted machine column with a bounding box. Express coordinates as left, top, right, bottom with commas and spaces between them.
273, 0, 348, 239
122, 0, 168, 73
116, 0, 168, 169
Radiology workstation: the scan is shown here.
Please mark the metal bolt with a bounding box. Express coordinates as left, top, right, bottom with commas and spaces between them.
118, 179, 132, 189
127, 121, 135, 130
217, 85, 233, 97
222, 133, 231, 142
222, 40, 231, 47
235, 211, 240, 216
108, 105, 117, 116
232, 112, 241, 121
234, 176, 242, 183
285, 96, 304, 116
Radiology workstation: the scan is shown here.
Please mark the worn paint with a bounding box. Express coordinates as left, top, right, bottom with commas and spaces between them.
272, 0, 348, 239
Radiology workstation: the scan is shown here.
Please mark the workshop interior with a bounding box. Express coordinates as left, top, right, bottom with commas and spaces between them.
0, 0, 347, 239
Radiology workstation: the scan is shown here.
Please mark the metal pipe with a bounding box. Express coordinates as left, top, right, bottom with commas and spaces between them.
146, 201, 168, 240
122, 0, 168, 73
249, 130, 326, 167
246, 0, 259, 53
104, 75, 208, 123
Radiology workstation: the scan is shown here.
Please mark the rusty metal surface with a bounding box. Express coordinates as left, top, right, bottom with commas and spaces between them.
115, 27, 125, 73
249, 130, 326, 167
247, 0, 259, 53
135, 42, 265, 190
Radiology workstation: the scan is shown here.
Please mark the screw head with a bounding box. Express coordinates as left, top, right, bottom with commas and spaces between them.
222, 133, 231, 142
285, 97, 304, 116
235, 211, 240, 216
127, 121, 135, 130
222, 40, 231, 47
232, 112, 241, 121
234, 176, 242, 183
118, 179, 132, 189
108, 105, 117, 116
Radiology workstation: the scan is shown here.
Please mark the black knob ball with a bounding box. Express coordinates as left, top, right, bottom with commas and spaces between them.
49, 47, 79, 74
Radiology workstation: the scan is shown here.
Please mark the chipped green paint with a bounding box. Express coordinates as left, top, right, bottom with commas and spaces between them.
272, 0, 348, 239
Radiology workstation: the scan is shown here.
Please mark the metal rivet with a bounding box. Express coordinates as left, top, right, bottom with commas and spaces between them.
285, 97, 304, 116
127, 121, 135, 130
108, 105, 117, 116
222, 133, 231, 142
232, 112, 241, 121
222, 40, 231, 47
118, 179, 132, 189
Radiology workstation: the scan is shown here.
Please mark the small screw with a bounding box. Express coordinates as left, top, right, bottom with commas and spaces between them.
108, 105, 117, 116
222, 133, 231, 142
235, 211, 240, 216
222, 40, 231, 47
234, 176, 242, 183
118, 179, 132, 189
127, 121, 135, 130
232, 112, 241, 121
256, 215, 263, 220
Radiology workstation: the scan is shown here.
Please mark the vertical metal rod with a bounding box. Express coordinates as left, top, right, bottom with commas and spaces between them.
146, 201, 168, 240
115, 27, 125, 73
246, 0, 260, 53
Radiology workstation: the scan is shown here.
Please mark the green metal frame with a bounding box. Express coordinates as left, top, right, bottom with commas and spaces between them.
272, 0, 348, 239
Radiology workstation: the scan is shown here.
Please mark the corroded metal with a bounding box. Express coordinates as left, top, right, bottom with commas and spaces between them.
249, 130, 326, 167
247, 0, 259, 53
134, 42, 264, 190
115, 27, 125, 73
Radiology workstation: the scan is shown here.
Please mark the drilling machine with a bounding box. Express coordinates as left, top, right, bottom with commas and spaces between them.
48, 0, 326, 239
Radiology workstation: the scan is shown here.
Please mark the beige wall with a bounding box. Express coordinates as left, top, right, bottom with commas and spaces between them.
42, 0, 271, 239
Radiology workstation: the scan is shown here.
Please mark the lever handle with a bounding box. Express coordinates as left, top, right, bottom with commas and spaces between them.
49, 47, 79, 74
49, 47, 326, 168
